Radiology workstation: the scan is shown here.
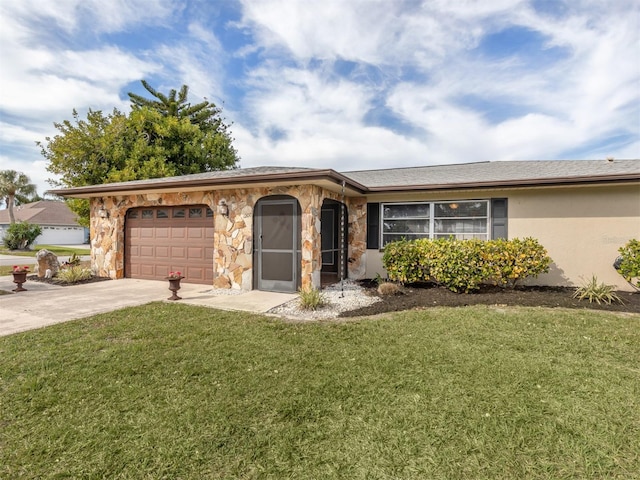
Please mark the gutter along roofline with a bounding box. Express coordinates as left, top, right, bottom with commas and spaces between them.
48, 169, 369, 198
363, 173, 640, 193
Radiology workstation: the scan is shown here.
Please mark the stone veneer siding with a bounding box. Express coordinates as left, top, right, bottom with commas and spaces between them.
90, 185, 367, 290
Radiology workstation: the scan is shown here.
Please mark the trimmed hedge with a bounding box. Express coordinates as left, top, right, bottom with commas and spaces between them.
382, 237, 552, 293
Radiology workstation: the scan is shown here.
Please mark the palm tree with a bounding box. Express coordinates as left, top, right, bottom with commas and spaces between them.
0, 170, 37, 224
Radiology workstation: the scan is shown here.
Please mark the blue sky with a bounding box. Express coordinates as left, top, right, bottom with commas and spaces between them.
0, 0, 638, 195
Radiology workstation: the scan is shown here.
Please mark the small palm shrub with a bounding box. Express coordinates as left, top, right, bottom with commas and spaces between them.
298, 286, 326, 310
2, 221, 42, 250
573, 276, 624, 305
56, 266, 93, 283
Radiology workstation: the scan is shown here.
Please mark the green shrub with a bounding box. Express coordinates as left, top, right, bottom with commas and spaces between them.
382, 239, 425, 284
2, 221, 42, 250
484, 237, 552, 288
298, 286, 326, 310
615, 239, 640, 288
382, 237, 552, 293
573, 276, 624, 305
428, 238, 489, 293
56, 266, 93, 283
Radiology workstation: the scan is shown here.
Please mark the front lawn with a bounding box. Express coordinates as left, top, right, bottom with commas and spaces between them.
1, 305, 638, 479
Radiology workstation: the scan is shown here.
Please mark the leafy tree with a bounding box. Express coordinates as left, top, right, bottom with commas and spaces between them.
0, 170, 37, 224
40, 81, 239, 225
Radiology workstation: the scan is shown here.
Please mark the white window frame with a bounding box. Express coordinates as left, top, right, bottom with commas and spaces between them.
381, 200, 490, 246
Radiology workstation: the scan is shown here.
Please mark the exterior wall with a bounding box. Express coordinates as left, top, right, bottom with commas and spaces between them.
508, 184, 639, 291
364, 183, 640, 291
91, 185, 367, 290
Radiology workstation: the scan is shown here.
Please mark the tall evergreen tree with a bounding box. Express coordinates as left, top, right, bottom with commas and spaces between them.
41, 80, 239, 225
128, 80, 226, 130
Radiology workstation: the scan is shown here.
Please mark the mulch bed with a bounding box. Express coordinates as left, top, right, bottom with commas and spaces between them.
341, 280, 640, 317
22, 275, 640, 315
26, 274, 112, 287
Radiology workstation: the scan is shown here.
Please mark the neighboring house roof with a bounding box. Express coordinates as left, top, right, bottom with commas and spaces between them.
48, 159, 640, 198
0, 200, 81, 226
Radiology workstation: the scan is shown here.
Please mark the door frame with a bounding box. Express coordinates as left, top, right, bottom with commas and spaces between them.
253, 196, 301, 292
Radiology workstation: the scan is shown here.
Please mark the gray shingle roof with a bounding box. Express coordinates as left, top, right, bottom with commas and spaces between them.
48, 159, 640, 197
81, 166, 317, 189
342, 159, 640, 189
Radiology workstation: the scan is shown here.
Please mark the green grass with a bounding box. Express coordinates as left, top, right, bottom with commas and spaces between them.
1, 305, 639, 479
0, 244, 90, 257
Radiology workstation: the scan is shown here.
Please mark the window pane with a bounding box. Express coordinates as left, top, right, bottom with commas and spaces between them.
383, 203, 429, 219
435, 219, 487, 234
206, 208, 213, 217
189, 208, 203, 218
435, 201, 487, 218
173, 209, 185, 218
141, 209, 154, 219
127, 210, 138, 219
156, 209, 169, 219
383, 219, 429, 234
434, 233, 487, 240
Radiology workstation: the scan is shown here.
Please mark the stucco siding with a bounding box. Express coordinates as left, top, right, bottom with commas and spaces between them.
364, 183, 640, 291
507, 184, 639, 291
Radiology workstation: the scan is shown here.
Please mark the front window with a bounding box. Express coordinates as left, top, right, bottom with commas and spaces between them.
382, 200, 489, 246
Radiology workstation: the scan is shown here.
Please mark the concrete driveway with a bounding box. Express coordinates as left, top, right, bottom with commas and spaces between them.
0, 277, 296, 337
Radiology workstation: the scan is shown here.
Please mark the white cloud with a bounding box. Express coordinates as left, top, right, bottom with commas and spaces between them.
0, 0, 637, 192
0, 155, 57, 196
0, 0, 176, 35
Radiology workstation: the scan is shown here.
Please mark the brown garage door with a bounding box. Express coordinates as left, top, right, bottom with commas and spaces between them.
125, 205, 214, 284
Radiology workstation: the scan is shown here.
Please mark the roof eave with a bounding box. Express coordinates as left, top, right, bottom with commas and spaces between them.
365, 174, 640, 192
47, 169, 368, 198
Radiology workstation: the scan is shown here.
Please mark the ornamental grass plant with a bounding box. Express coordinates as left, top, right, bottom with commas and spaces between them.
573, 275, 624, 305
298, 285, 326, 310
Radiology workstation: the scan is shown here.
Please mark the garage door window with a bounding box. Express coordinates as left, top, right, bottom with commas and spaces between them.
173, 209, 185, 218
156, 209, 169, 218
189, 208, 203, 218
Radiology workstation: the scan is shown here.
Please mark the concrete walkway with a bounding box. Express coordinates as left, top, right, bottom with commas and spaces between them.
0, 277, 296, 337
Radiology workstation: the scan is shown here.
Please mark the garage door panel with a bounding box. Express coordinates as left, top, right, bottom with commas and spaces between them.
140, 245, 155, 257
185, 267, 210, 283
155, 227, 170, 238
140, 264, 156, 276
187, 228, 204, 239
140, 228, 155, 238
188, 247, 205, 258
125, 205, 213, 285
171, 227, 187, 240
